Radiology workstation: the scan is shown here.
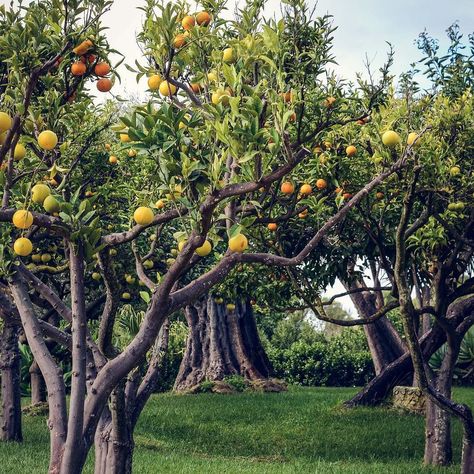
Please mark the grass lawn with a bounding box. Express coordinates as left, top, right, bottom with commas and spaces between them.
1, 386, 472, 473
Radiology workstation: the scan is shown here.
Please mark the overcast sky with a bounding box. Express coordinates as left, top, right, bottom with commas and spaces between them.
100, 0, 474, 99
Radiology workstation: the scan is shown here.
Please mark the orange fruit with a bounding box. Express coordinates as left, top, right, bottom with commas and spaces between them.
324, 96, 336, 107
300, 184, 312, 195
97, 78, 113, 92
376, 192, 384, 200
14, 237, 33, 256
12, 210, 34, 229
173, 33, 187, 49
316, 179, 327, 190
346, 145, 357, 157
73, 39, 93, 55
134, 207, 154, 226
298, 210, 308, 219
228, 234, 248, 252
182, 15, 195, 30
343, 192, 352, 200
159, 81, 177, 97
109, 155, 118, 164
190, 82, 202, 93
281, 181, 294, 195
267, 223, 278, 231
196, 11, 211, 26
282, 91, 293, 102
71, 62, 87, 76
94, 62, 111, 76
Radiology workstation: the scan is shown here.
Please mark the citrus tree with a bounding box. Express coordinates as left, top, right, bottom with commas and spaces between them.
288, 31, 474, 468
0, 0, 421, 473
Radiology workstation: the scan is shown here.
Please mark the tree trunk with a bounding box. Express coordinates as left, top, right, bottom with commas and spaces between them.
0, 320, 22, 442
345, 321, 446, 407
94, 386, 134, 474
29, 360, 47, 405
94, 423, 134, 474
424, 399, 452, 466
462, 434, 474, 474
343, 280, 405, 374
424, 337, 461, 466
174, 296, 272, 391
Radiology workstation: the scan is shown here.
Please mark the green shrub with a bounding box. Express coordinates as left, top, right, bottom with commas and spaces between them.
223, 375, 248, 392
267, 328, 375, 387
199, 381, 215, 393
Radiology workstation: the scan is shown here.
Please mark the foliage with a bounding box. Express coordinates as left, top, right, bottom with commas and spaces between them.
430, 327, 474, 385
223, 374, 248, 392
266, 318, 374, 386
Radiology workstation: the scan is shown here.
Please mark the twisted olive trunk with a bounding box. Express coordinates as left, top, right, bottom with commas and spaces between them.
174, 296, 271, 391
0, 320, 22, 442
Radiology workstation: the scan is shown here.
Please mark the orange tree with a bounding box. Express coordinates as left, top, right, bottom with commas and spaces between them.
276, 31, 474, 468
0, 0, 420, 472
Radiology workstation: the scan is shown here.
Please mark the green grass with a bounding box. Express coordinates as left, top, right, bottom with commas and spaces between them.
0, 386, 472, 473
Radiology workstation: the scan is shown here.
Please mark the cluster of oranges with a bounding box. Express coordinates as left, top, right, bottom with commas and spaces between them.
70, 39, 113, 93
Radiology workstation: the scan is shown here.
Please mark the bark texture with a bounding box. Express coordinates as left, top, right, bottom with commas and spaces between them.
29, 360, 47, 405
424, 338, 460, 466
0, 319, 22, 441
343, 279, 405, 374
174, 296, 271, 391
345, 321, 446, 407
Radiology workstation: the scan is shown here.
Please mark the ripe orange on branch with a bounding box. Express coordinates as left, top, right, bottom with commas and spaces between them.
196, 11, 211, 26
97, 78, 113, 92
71, 62, 87, 76
148, 75, 162, 90
94, 62, 111, 76
281, 181, 295, 195
346, 145, 357, 157
182, 15, 195, 30
0, 111, 12, 132
159, 81, 177, 97
38, 130, 58, 150
14, 237, 33, 256
316, 179, 327, 190
134, 207, 154, 226
12, 210, 34, 229
173, 33, 188, 49
228, 234, 248, 253
73, 39, 93, 55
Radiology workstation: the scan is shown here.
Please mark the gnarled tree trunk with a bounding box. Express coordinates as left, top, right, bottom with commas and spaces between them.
174, 296, 271, 391
94, 390, 134, 474
94, 318, 170, 474
0, 319, 22, 441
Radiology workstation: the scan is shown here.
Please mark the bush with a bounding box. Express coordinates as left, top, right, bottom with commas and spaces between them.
267, 328, 375, 387
223, 375, 248, 392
